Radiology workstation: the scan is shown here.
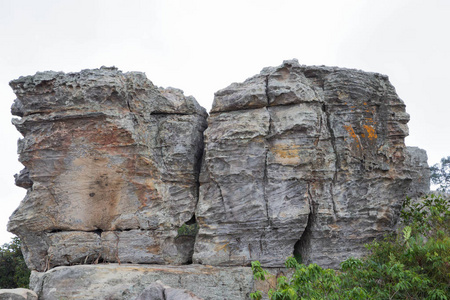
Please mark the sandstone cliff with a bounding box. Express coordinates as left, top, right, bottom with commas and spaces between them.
7, 61, 429, 299
194, 59, 427, 268
8, 67, 207, 271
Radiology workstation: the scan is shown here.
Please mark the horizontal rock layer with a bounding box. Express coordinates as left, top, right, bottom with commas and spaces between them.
29, 264, 254, 300
8, 67, 207, 271
194, 59, 429, 268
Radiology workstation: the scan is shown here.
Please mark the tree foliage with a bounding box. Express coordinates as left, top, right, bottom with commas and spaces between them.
431, 156, 450, 193
0, 236, 30, 288
250, 194, 450, 300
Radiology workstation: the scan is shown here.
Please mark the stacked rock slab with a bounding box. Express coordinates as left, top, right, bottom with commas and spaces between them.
8, 67, 207, 272
29, 264, 253, 300
194, 59, 426, 268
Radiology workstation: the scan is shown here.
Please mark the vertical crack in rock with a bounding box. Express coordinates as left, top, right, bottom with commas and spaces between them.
329, 184, 338, 219
322, 103, 340, 183
259, 232, 265, 255
314, 110, 323, 147
180, 125, 206, 265
293, 182, 315, 264
125, 96, 133, 113
321, 99, 340, 221
125, 93, 140, 126
193, 128, 205, 212
154, 116, 168, 171
263, 75, 272, 227
265, 75, 271, 105
210, 176, 227, 218
263, 146, 271, 227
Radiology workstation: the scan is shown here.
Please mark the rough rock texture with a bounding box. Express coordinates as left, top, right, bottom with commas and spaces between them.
0, 289, 38, 300
405, 147, 430, 197
29, 264, 253, 300
8, 62, 431, 300
194, 59, 429, 268
135, 281, 203, 300
8, 67, 207, 271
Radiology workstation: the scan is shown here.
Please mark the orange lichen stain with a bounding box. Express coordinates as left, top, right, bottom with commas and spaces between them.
365, 117, 376, 124
344, 125, 363, 150
214, 243, 229, 252
363, 125, 378, 140
271, 144, 301, 165
344, 125, 358, 139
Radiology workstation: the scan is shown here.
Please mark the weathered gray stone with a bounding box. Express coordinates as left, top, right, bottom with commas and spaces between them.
0, 288, 38, 300
405, 146, 430, 197
135, 283, 165, 300
135, 281, 203, 300
29, 264, 253, 300
194, 59, 429, 268
8, 67, 207, 271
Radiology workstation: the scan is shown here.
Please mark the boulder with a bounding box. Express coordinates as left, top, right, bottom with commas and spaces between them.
194, 59, 429, 268
8, 67, 207, 271
0, 288, 38, 300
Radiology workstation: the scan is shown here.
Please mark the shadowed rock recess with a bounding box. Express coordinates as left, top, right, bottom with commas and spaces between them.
8, 61, 429, 300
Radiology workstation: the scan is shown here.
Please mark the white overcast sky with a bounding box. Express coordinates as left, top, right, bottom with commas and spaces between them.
0, 0, 449, 244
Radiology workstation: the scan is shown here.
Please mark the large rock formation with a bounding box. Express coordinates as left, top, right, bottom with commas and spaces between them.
8, 67, 207, 271
194, 59, 426, 268
7, 61, 430, 299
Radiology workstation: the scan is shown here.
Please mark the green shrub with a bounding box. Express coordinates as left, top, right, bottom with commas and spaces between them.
0, 236, 30, 288
430, 156, 450, 193
176, 223, 199, 237
250, 194, 450, 300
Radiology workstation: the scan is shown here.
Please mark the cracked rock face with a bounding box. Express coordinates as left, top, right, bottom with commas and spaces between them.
194, 60, 429, 268
8, 67, 207, 271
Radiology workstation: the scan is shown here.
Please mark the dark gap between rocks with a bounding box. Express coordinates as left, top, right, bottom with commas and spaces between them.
293, 210, 313, 265
176, 214, 199, 265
